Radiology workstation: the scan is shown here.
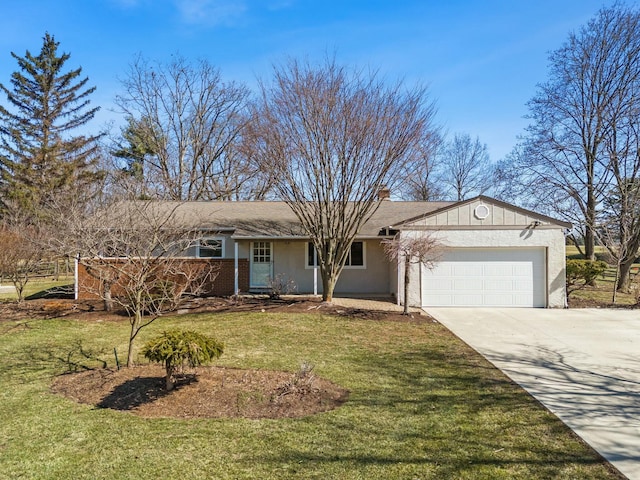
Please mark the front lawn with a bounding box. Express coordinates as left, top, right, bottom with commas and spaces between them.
0, 309, 622, 479
565, 245, 638, 306
0, 275, 74, 302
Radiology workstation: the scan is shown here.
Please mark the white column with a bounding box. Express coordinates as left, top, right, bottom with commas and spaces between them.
313, 247, 318, 296
74, 255, 79, 301
234, 242, 239, 295
397, 255, 401, 306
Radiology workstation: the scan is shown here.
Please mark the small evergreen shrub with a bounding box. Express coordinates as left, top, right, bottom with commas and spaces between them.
142, 330, 224, 390
566, 259, 608, 297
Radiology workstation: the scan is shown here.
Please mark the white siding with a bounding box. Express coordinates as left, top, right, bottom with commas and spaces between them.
404, 199, 549, 227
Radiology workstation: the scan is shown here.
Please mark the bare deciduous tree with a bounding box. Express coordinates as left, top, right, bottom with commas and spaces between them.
247, 57, 438, 302
0, 222, 47, 302
383, 234, 443, 314
114, 55, 270, 201
598, 178, 640, 293
501, 5, 640, 261
58, 200, 217, 367
400, 133, 445, 201
440, 133, 493, 201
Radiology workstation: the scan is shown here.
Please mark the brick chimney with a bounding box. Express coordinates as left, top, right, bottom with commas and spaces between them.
378, 187, 391, 201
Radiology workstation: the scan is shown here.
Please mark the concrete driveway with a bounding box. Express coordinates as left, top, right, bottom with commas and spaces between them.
424, 307, 640, 480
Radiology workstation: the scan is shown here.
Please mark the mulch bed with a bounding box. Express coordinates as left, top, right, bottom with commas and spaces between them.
51, 364, 349, 419
0, 295, 431, 324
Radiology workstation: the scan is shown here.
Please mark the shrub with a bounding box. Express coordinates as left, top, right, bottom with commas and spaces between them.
566, 259, 608, 297
273, 361, 317, 401
267, 273, 297, 300
142, 330, 224, 390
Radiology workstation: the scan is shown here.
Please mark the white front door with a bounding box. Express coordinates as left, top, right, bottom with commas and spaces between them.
250, 241, 273, 288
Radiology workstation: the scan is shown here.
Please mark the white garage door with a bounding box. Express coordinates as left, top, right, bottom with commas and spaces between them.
421, 248, 546, 307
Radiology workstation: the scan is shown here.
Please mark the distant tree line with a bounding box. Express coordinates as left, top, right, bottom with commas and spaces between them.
0, 33, 496, 223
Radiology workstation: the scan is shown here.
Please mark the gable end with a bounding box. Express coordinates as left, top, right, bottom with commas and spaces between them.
393, 196, 572, 229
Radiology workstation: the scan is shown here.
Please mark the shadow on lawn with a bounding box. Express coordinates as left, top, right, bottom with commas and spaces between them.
25, 283, 74, 300
18, 338, 108, 381
96, 373, 197, 411
97, 376, 171, 410
242, 347, 624, 478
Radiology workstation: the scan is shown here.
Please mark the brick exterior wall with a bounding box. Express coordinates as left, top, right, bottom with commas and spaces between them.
77, 258, 250, 300
211, 259, 250, 295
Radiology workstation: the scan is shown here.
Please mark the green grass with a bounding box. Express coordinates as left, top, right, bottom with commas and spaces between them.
0, 311, 621, 479
565, 246, 638, 305
565, 245, 609, 260
0, 276, 74, 302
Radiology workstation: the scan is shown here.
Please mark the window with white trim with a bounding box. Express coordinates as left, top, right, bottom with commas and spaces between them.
306, 241, 365, 268
197, 238, 224, 258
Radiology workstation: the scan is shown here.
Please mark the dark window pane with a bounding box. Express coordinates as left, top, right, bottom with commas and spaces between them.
308, 242, 316, 266
350, 241, 364, 266
199, 239, 222, 258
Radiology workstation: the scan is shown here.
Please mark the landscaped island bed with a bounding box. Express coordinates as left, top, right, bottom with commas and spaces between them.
0, 298, 624, 479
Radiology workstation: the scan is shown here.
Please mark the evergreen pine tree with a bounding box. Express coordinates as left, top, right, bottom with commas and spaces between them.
0, 32, 102, 219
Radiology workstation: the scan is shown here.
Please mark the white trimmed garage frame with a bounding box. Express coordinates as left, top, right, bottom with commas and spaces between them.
421, 247, 547, 308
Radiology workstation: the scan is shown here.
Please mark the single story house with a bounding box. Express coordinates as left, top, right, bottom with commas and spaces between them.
75, 195, 571, 308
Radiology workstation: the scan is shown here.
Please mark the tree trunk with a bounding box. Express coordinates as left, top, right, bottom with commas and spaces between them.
571, 239, 585, 258
585, 180, 597, 261
584, 225, 596, 261
403, 256, 411, 315
127, 334, 135, 367
165, 364, 175, 391
126, 309, 142, 367
103, 280, 114, 312
612, 261, 620, 304
616, 256, 635, 293
15, 277, 26, 303
321, 273, 337, 303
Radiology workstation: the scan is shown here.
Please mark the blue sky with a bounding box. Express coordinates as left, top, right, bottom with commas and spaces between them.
0, 0, 620, 160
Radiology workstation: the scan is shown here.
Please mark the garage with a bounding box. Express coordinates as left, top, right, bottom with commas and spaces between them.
396, 196, 570, 308
421, 247, 547, 307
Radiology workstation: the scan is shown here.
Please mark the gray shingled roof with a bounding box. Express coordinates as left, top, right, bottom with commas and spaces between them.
144, 200, 454, 238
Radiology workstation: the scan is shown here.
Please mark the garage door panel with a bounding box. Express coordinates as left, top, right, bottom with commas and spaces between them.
434, 264, 452, 275
485, 264, 512, 276
484, 294, 516, 306
513, 294, 534, 305
484, 279, 514, 291
424, 278, 455, 291
512, 264, 531, 276
452, 294, 484, 306
513, 278, 533, 290
453, 279, 483, 290
421, 248, 546, 308
428, 294, 455, 304
455, 264, 482, 275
